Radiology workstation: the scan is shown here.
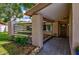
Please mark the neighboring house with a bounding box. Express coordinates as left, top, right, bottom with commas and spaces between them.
0, 23, 7, 32
8, 16, 32, 34
14, 22, 32, 34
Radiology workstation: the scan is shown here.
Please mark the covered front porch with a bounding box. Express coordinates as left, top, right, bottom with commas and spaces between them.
25, 3, 71, 55
8, 3, 79, 55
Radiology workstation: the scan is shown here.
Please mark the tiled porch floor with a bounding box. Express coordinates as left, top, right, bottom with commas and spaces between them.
38, 37, 71, 55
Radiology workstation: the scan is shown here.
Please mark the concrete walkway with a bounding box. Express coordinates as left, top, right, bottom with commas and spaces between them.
38, 37, 70, 55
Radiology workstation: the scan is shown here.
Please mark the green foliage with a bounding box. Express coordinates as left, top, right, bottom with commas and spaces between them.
9, 35, 15, 41
75, 47, 79, 51
12, 35, 29, 46
0, 3, 35, 23
0, 32, 9, 41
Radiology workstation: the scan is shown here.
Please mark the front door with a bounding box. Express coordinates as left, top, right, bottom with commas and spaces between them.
59, 21, 67, 37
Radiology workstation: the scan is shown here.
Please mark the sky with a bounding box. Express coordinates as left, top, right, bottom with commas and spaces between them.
15, 15, 31, 22
15, 4, 32, 22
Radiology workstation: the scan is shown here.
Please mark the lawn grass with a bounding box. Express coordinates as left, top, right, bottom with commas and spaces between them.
0, 32, 19, 55
0, 32, 10, 54
0, 32, 9, 41
0, 41, 9, 55
0, 40, 20, 55
0, 32, 34, 55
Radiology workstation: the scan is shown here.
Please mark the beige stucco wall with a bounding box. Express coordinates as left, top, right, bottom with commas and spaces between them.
52, 22, 59, 36
71, 3, 79, 54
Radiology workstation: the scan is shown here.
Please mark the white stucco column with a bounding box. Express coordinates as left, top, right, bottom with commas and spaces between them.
8, 21, 14, 35
32, 14, 43, 48
71, 3, 79, 54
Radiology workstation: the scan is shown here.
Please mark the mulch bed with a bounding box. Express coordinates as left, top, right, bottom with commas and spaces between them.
2, 42, 40, 55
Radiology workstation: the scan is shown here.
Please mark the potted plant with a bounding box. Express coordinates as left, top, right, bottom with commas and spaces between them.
75, 46, 79, 55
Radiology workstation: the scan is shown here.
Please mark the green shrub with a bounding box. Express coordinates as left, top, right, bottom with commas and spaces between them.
8, 35, 30, 46
75, 46, 79, 51
14, 35, 29, 46
9, 35, 15, 41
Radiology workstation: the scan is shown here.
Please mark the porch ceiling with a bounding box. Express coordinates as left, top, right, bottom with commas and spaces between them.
25, 3, 70, 21
38, 3, 69, 20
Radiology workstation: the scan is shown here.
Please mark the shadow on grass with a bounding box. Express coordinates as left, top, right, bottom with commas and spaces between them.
2, 42, 36, 55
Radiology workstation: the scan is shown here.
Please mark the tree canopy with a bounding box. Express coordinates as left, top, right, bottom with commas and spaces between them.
0, 3, 35, 23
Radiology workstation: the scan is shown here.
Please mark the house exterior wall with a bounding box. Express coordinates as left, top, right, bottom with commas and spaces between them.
52, 22, 59, 36
71, 3, 79, 54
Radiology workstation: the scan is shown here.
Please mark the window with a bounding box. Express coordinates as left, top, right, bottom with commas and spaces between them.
43, 24, 46, 31
47, 25, 51, 31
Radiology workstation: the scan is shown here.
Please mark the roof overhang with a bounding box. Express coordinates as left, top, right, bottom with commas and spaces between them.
25, 3, 51, 16
25, 3, 70, 21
